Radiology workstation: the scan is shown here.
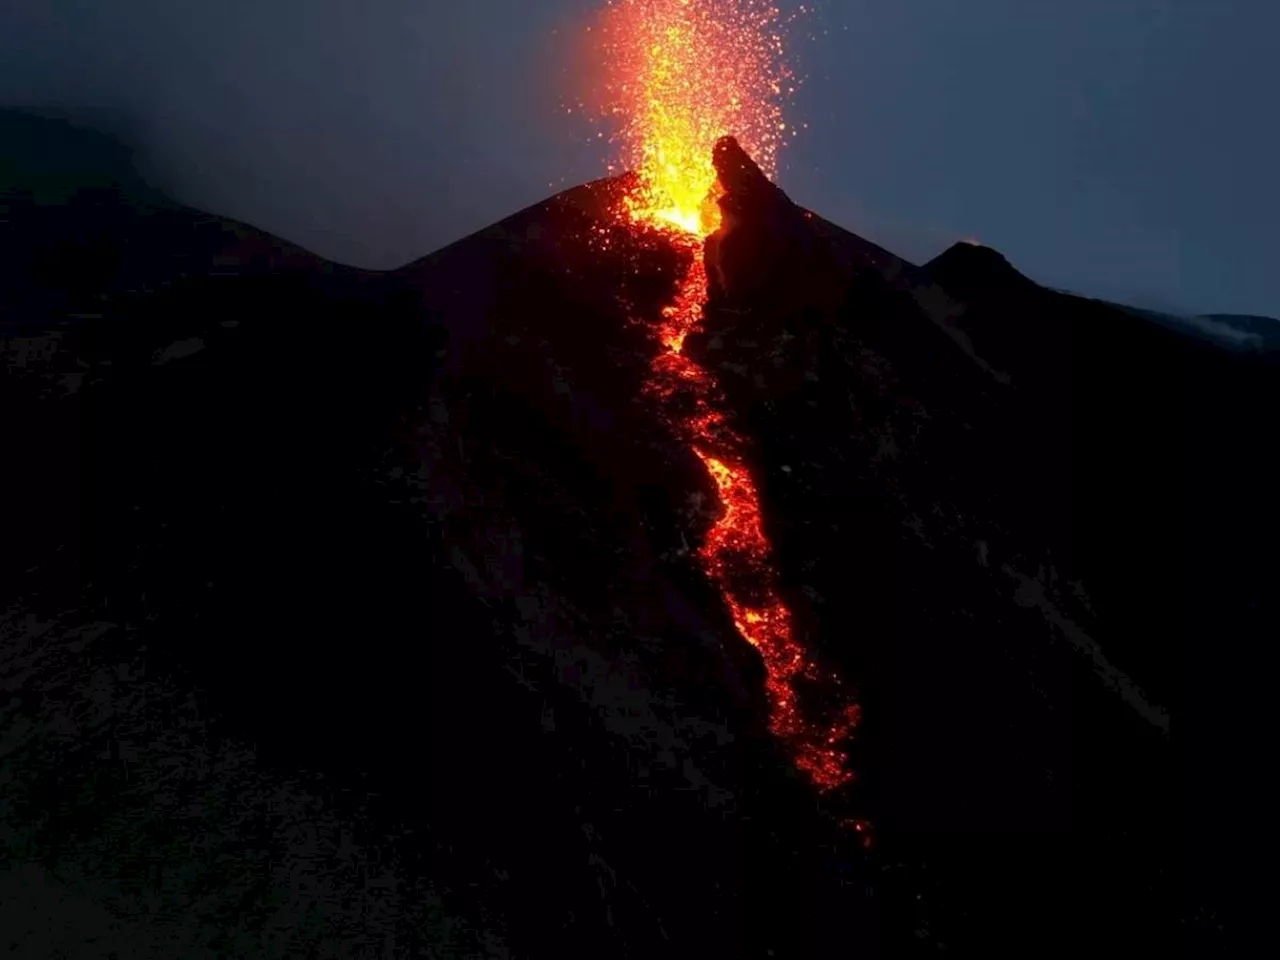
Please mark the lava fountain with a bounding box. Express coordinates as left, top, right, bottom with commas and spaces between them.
583, 0, 862, 802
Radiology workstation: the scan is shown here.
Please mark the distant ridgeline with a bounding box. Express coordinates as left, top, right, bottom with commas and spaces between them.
0, 108, 165, 203
1110, 305, 1279, 354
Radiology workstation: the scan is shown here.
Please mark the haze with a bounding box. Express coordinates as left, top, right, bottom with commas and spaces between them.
2, 0, 1275, 317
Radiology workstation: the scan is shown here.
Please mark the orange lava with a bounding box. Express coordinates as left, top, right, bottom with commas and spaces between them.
586, 1, 860, 799
649, 238, 858, 793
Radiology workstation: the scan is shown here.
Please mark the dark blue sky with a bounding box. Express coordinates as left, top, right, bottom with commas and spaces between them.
3, 1, 1276, 316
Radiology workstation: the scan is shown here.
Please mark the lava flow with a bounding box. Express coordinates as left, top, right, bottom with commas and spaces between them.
585, 0, 861, 797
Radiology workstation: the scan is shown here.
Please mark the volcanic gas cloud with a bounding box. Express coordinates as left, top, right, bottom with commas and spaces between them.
583, 0, 863, 806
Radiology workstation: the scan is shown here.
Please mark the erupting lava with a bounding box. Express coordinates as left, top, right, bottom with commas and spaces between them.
593, 0, 797, 235
585, 1, 863, 798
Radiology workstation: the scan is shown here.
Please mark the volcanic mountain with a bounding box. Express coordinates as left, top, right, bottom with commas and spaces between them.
3, 110, 1269, 956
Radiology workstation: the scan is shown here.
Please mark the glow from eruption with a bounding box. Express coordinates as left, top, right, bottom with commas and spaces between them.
594, 0, 797, 237
587, 1, 862, 800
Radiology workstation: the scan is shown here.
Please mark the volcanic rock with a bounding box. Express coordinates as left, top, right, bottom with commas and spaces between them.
706, 136, 844, 320
4, 109, 1270, 957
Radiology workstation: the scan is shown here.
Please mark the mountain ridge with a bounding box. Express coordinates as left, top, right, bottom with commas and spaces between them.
4, 107, 1265, 955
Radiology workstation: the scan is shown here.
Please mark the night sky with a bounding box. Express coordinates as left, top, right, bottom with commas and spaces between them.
3, 0, 1276, 317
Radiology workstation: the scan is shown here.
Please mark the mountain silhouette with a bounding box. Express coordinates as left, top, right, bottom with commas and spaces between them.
3, 110, 1270, 957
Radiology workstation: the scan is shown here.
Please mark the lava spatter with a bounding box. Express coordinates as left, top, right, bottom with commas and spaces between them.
585, 0, 862, 802
585, 0, 800, 235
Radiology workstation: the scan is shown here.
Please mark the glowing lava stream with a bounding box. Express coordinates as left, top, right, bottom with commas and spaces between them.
644, 229, 859, 793
589, 0, 861, 798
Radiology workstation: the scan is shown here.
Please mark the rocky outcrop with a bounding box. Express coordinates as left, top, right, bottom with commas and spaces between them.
705, 136, 845, 318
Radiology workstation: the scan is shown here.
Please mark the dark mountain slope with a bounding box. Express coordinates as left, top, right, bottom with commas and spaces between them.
3, 113, 870, 959
4, 112, 1270, 956
917, 234, 1278, 952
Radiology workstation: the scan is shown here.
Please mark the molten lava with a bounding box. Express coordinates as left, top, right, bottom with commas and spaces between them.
587, 0, 861, 801
646, 233, 858, 794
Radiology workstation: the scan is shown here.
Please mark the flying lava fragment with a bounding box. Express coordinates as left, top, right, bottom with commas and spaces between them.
592, 0, 797, 235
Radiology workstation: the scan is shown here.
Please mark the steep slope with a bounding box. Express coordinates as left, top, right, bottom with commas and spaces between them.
2, 113, 872, 959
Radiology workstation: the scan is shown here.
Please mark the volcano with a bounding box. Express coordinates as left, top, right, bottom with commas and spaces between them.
3, 110, 1271, 957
